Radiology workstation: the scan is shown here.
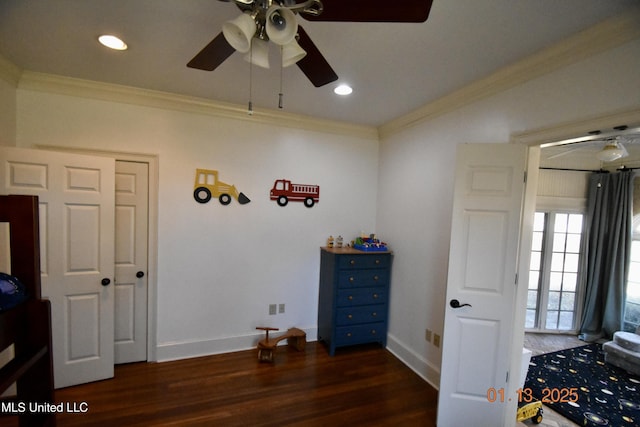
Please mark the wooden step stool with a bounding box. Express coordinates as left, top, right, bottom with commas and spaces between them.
256, 327, 306, 362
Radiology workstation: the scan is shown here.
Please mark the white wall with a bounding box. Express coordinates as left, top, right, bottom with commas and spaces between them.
14, 89, 379, 360
377, 38, 640, 385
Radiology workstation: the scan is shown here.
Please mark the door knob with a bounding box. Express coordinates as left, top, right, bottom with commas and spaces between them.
136, 271, 145, 278
450, 299, 471, 309
101, 278, 111, 286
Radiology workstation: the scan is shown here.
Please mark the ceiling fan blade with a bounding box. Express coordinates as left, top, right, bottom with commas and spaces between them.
620, 134, 640, 144
301, 0, 433, 23
187, 33, 235, 71
295, 26, 338, 87
545, 147, 582, 160
619, 142, 629, 159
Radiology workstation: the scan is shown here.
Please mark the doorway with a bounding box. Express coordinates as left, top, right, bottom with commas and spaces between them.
514, 112, 640, 343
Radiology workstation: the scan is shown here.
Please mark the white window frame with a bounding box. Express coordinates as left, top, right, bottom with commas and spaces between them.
528, 207, 586, 334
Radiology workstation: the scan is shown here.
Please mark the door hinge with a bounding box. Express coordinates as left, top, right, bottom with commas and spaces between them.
524, 171, 528, 183
506, 371, 509, 383
515, 273, 518, 286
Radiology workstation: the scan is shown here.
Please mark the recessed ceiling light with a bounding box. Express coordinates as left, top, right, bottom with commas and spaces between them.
334, 84, 353, 96
98, 35, 128, 51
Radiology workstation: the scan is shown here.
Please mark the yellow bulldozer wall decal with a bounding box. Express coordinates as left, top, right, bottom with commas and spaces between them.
193, 169, 251, 205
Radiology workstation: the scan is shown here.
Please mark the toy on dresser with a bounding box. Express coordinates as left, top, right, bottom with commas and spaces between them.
353, 233, 388, 252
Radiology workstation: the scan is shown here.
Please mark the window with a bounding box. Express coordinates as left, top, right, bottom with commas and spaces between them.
625, 216, 640, 332
527, 211, 584, 331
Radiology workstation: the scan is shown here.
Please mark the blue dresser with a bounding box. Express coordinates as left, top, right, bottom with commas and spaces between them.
318, 247, 392, 356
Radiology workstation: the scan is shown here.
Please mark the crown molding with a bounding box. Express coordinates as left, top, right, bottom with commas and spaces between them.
378, 8, 640, 140
7, 8, 639, 143
17, 71, 379, 141
0, 53, 22, 87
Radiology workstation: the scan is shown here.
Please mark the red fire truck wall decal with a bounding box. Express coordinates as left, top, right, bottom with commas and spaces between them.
270, 179, 320, 208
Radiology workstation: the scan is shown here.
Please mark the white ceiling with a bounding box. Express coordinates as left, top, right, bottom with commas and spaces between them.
0, 0, 637, 127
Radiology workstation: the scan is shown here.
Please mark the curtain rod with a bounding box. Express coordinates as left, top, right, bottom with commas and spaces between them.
540, 167, 638, 173
539, 167, 604, 172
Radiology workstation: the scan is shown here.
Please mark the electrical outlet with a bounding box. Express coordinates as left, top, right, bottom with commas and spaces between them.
433, 333, 441, 348
269, 304, 277, 315
279, 303, 285, 314
425, 329, 432, 342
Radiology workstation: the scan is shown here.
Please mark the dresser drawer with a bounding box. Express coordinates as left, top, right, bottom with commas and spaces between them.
337, 287, 386, 307
336, 305, 386, 326
337, 254, 390, 270
337, 270, 388, 288
334, 323, 385, 346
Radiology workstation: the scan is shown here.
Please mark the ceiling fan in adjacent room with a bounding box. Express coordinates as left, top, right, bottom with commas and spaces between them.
187, 0, 434, 88
594, 136, 632, 162
546, 134, 640, 162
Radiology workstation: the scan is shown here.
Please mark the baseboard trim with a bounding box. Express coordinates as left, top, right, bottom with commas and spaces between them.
386, 333, 440, 390
156, 327, 318, 362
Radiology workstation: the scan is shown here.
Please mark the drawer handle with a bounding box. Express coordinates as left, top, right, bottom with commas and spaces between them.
371, 330, 377, 335
350, 259, 356, 265
375, 259, 381, 265
348, 295, 353, 301
372, 312, 377, 317
349, 276, 355, 282
373, 293, 378, 299
347, 332, 352, 337
373, 275, 379, 281
348, 314, 353, 319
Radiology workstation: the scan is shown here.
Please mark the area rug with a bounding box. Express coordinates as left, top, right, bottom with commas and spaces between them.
524, 343, 640, 426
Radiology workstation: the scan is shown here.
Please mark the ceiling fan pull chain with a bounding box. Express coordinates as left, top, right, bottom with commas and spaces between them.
279, 45, 284, 109
248, 42, 254, 115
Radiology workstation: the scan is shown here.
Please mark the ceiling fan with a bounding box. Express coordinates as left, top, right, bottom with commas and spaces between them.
187, 0, 434, 87
546, 134, 640, 162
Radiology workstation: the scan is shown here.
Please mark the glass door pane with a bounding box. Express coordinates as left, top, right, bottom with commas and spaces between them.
527, 211, 583, 332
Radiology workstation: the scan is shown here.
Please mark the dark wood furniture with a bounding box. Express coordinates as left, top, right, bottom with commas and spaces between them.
318, 247, 392, 356
255, 327, 306, 362
0, 195, 55, 426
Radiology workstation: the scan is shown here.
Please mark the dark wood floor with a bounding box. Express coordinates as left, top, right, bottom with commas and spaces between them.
31, 342, 438, 426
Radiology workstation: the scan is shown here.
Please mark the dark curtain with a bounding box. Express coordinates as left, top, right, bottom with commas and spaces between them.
579, 170, 635, 342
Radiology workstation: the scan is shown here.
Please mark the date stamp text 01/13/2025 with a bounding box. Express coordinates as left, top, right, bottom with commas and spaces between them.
486, 387, 579, 404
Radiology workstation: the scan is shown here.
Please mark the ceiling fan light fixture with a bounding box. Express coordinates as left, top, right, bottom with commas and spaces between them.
222, 13, 257, 53
98, 35, 128, 51
596, 141, 625, 162
265, 6, 298, 46
282, 39, 306, 67
244, 38, 270, 69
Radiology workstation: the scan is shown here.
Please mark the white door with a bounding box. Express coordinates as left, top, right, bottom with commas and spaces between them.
114, 161, 148, 364
0, 147, 115, 388
437, 143, 527, 426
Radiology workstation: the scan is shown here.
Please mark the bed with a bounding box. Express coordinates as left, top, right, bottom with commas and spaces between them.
0, 195, 55, 426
